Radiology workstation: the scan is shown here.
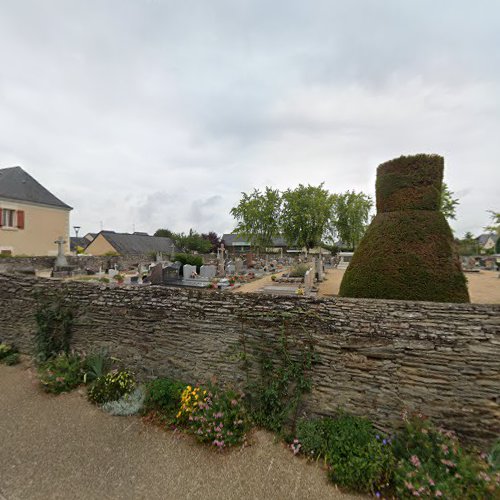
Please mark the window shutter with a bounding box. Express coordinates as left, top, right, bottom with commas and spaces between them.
17, 210, 25, 229
0, 208, 2, 227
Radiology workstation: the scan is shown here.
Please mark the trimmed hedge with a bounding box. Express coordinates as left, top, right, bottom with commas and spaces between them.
340, 154, 470, 302
376, 154, 443, 212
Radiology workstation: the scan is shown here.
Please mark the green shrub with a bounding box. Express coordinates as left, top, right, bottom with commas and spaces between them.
490, 439, 500, 472
99, 277, 109, 283
3, 352, 20, 365
177, 384, 250, 449
34, 293, 73, 362
143, 377, 185, 419
83, 348, 112, 384
102, 387, 145, 416
393, 414, 499, 499
289, 264, 310, 278
339, 154, 469, 302
38, 353, 83, 394
296, 414, 394, 493
87, 370, 135, 404
174, 253, 203, 272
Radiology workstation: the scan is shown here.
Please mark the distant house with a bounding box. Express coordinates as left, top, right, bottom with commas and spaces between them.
0, 166, 72, 256
222, 233, 290, 254
476, 233, 498, 253
84, 230, 177, 256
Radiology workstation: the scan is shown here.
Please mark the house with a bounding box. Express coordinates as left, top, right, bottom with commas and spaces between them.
84, 230, 177, 256
0, 166, 72, 256
476, 233, 499, 253
222, 233, 289, 254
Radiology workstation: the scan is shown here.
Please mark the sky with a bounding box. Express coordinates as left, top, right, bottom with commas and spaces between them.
1, 0, 499, 238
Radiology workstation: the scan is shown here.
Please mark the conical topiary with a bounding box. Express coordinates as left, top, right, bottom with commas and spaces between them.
339, 154, 470, 302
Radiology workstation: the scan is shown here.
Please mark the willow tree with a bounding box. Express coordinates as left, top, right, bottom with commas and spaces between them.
230, 187, 282, 253
281, 183, 333, 253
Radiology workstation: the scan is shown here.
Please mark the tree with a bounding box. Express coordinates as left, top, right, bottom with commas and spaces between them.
330, 191, 373, 249
484, 210, 500, 234
281, 183, 333, 252
201, 232, 221, 253
440, 183, 459, 220
176, 229, 213, 253
230, 187, 282, 252
456, 231, 478, 256
154, 228, 176, 239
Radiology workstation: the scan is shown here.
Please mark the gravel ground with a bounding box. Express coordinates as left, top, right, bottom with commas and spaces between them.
0, 363, 359, 500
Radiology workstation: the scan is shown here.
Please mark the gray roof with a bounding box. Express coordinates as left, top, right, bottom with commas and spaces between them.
222, 233, 288, 247
0, 166, 72, 209
99, 231, 178, 255
70, 237, 90, 252
477, 233, 498, 246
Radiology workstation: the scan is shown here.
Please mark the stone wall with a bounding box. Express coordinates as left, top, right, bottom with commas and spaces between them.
0, 273, 498, 447
0, 255, 148, 274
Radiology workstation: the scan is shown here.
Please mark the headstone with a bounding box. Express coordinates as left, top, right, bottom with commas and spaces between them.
108, 268, 119, 278
54, 236, 68, 267
235, 257, 243, 274
200, 265, 216, 279
226, 263, 235, 274
316, 256, 324, 281
150, 263, 163, 284
163, 262, 182, 282
246, 252, 254, 268
183, 264, 198, 279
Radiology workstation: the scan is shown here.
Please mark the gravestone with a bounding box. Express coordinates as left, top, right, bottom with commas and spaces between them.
150, 263, 164, 284
200, 265, 216, 279
226, 263, 236, 274
235, 257, 243, 274
163, 262, 182, 283
183, 264, 198, 279
54, 237, 68, 268
246, 252, 254, 268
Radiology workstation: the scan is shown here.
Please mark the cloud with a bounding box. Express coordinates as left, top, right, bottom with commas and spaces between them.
0, 0, 499, 238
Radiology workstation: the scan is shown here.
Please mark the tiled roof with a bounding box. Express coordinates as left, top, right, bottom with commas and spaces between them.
0, 166, 72, 209
99, 231, 178, 255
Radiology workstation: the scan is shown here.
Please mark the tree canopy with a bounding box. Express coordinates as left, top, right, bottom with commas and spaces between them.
330, 191, 373, 249
281, 183, 333, 251
230, 187, 282, 251
439, 182, 459, 220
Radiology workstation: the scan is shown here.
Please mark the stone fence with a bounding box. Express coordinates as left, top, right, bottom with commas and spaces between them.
0, 273, 498, 447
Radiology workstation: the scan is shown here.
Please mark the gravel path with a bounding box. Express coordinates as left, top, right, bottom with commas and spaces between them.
0, 363, 359, 500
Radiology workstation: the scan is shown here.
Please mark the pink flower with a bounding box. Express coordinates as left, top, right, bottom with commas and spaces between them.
435, 491, 443, 497
410, 455, 421, 468
231, 399, 238, 407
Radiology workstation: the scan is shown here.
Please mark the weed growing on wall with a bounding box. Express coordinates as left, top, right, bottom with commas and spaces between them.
34, 290, 74, 362
0, 342, 20, 365
241, 315, 316, 436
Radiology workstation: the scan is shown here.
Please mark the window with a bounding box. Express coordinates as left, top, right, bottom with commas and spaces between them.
2, 209, 15, 228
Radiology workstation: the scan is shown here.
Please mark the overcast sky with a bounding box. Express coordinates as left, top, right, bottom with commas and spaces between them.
1, 0, 499, 238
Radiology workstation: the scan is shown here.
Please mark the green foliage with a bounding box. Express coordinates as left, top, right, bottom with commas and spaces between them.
0, 343, 20, 365
490, 440, 500, 471
281, 183, 333, 251
289, 264, 310, 278
230, 187, 282, 252
440, 182, 460, 221
103, 251, 120, 256
339, 211, 470, 302
176, 229, 213, 253
102, 387, 145, 416
34, 292, 74, 362
83, 348, 112, 384
87, 370, 135, 404
393, 414, 499, 499
296, 414, 395, 493
38, 353, 83, 394
174, 253, 203, 271
376, 154, 444, 212
457, 232, 479, 256
484, 210, 500, 236
113, 273, 125, 282
99, 277, 110, 283
245, 324, 314, 435
143, 377, 185, 419
154, 228, 176, 238
180, 383, 250, 449
330, 190, 373, 249
340, 155, 470, 303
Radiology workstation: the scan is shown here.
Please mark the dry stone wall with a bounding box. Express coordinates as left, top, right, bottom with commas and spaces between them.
0, 273, 498, 447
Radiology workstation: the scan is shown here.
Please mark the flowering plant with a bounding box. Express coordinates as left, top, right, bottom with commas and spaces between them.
393, 413, 500, 498
0, 343, 20, 365
178, 384, 249, 450
87, 369, 135, 404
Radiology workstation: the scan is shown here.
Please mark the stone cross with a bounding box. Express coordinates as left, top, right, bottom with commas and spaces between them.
217, 243, 225, 276
54, 236, 68, 268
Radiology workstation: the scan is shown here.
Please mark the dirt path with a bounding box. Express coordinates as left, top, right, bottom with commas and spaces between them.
317, 268, 500, 304
0, 363, 358, 500
233, 271, 286, 294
